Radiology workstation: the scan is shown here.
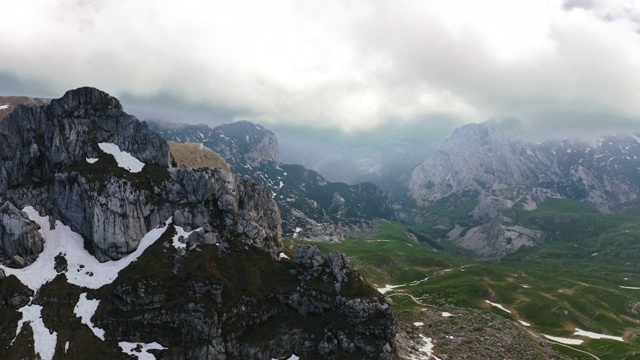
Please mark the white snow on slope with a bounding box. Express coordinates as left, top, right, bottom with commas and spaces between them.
441, 312, 453, 317
413, 335, 441, 360
279, 252, 290, 260
98, 142, 145, 173
485, 300, 512, 313
13, 304, 57, 360
0, 104, 9, 110
0, 207, 171, 291
119, 341, 167, 360
620, 286, 640, 290
172, 225, 202, 249
574, 328, 624, 342
377, 284, 403, 294
543, 334, 583, 345
86, 157, 99, 164
518, 320, 531, 327
74, 293, 105, 340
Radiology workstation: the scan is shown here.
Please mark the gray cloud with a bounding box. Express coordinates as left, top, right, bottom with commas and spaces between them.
0, 0, 639, 138
563, 0, 595, 11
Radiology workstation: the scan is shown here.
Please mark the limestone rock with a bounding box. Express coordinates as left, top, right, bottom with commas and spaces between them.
0, 201, 44, 266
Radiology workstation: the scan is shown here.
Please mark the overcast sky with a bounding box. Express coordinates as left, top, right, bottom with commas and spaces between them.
1, 0, 640, 138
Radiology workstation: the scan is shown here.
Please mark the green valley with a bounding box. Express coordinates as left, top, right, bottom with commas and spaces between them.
286, 198, 640, 359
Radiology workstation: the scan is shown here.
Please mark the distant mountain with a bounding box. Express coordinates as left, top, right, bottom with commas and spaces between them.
0, 87, 397, 359
394, 123, 640, 259
149, 120, 395, 241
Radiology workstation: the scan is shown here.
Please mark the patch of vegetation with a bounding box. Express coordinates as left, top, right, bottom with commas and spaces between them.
168, 141, 230, 171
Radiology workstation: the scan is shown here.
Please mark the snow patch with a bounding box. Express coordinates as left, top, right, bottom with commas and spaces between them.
415, 334, 440, 360
172, 225, 202, 249
119, 342, 167, 360
279, 252, 290, 260
518, 320, 531, 327
522, 197, 537, 211
574, 328, 624, 342
98, 142, 145, 173
543, 334, 583, 345
377, 284, 403, 294
292, 227, 302, 239
0, 104, 9, 110
620, 286, 640, 290
271, 355, 300, 360
485, 300, 511, 313
74, 293, 105, 340
86, 157, 99, 164
0, 207, 171, 291
13, 304, 57, 360
441, 312, 453, 317
65, 341, 70, 353
413, 322, 424, 326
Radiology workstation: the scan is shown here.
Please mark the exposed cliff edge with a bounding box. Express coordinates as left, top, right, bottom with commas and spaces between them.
0, 87, 397, 359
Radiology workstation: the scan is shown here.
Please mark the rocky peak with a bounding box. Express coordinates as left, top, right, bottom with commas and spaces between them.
211, 120, 280, 168
0, 87, 282, 262
47, 86, 124, 116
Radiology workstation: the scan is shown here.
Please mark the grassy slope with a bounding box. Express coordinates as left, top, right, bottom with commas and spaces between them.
168, 141, 230, 171
287, 202, 640, 359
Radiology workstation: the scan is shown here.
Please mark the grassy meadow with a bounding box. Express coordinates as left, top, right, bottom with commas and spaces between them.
285, 198, 640, 359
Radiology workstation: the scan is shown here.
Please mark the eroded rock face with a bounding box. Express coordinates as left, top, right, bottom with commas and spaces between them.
93, 243, 397, 360
0, 202, 44, 266
0, 87, 282, 262
0, 87, 171, 193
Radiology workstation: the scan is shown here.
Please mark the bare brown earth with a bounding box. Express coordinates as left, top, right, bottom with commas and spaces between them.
168, 141, 230, 171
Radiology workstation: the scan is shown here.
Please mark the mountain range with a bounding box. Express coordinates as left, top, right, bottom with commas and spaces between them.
150, 115, 640, 261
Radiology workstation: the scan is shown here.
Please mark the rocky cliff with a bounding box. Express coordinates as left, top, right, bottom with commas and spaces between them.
150, 120, 395, 242
0, 87, 397, 359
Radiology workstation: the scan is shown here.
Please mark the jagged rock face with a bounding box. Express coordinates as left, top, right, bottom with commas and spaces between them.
397, 122, 640, 259
0, 202, 44, 266
150, 120, 395, 242
0, 87, 282, 262
407, 123, 640, 212
86, 243, 397, 360
0, 87, 171, 193
0, 87, 397, 359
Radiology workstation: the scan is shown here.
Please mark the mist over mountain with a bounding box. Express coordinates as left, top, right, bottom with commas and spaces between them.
277, 131, 436, 192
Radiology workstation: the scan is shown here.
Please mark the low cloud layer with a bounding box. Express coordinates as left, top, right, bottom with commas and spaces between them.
1, 0, 639, 137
